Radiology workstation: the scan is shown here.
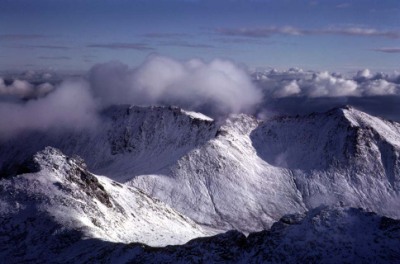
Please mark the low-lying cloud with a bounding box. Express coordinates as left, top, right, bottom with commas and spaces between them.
0, 55, 262, 139
1, 54, 400, 141
254, 68, 400, 120
0, 78, 54, 99
89, 55, 262, 115
0, 80, 98, 140
256, 68, 400, 98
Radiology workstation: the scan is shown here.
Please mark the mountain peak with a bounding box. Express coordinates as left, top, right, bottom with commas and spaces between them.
320, 105, 397, 131
103, 104, 213, 123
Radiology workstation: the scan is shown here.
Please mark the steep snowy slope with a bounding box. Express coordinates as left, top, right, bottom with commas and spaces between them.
129, 114, 306, 231
129, 106, 400, 231
1, 105, 400, 234
251, 106, 400, 216
8, 206, 399, 263
0, 147, 213, 262
0, 105, 217, 181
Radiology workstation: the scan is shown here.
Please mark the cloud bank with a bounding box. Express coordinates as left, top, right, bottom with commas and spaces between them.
255, 68, 400, 98
0, 78, 54, 99
0, 55, 262, 139
1, 54, 400, 141
89, 55, 262, 115
254, 68, 400, 120
0, 80, 98, 140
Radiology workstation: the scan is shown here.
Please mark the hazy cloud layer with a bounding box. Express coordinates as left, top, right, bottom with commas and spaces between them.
217, 26, 400, 39
0, 80, 98, 140
0, 55, 262, 139
27, 45, 70, 50
0, 78, 54, 99
0, 34, 47, 41
2, 55, 400, 140
89, 55, 262, 115
87, 43, 154, 50
38, 56, 71, 60
142, 33, 191, 39
159, 41, 215, 49
373, 47, 400, 53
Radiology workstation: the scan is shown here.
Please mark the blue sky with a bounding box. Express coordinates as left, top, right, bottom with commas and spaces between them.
0, 0, 399, 72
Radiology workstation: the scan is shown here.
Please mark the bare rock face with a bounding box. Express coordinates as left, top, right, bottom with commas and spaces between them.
26, 147, 112, 208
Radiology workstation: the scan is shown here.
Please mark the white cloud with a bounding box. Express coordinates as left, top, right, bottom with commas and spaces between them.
0, 80, 98, 140
0, 78, 55, 99
257, 69, 399, 99
273, 80, 301, 98
0, 79, 33, 98
355, 69, 372, 79
304, 72, 359, 97
362, 79, 397, 96
0, 55, 263, 140
89, 55, 262, 114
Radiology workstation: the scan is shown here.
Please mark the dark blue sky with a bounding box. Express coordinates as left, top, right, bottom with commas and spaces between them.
0, 0, 399, 72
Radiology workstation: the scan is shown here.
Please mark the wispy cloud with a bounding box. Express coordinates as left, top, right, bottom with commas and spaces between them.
212, 37, 276, 46
28, 45, 70, 50
372, 47, 400, 53
320, 27, 400, 38
160, 41, 215, 49
83, 55, 97, 59
38, 56, 71, 60
142, 33, 191, 39
87, 42, 154, 50
10, 45, 70, 50
217, 26, 302, 38
336, 3, 351, 8
216, 26, 400, 39
0, 34, 48, 41
143, 32, 213, 49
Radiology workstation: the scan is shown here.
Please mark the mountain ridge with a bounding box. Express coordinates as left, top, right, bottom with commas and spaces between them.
1, 105, 400, 232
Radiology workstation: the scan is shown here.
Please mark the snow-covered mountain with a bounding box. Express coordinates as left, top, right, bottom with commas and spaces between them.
130, 105, 400, 231
1, 105, 400, 262
129, 113, 306, 231
251, 106, 400, 210
0, 147, 213, 262
3, 200, 399, 263
108, 206, 400, 264
1, 105, 400, 233
0, 105, 217, 181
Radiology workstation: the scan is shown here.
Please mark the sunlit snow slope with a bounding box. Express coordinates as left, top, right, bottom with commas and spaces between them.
0, 147, 212, 262
130, 106, 400, 231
